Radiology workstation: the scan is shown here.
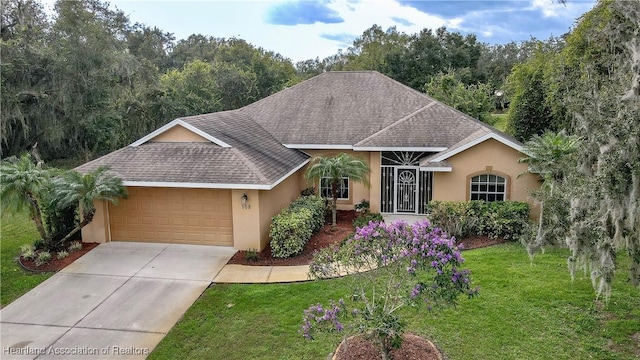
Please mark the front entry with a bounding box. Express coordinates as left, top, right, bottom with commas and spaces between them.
396, 168, 417, 213
381, 152, 433, 214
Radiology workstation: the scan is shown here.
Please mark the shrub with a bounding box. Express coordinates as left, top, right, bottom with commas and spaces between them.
289, 196, 326, 232
353, 212, 384, 229
68, 241, 82, 252
245, 248, 259, 262
354, 199, 370, 214
426, 200, 531, 240
57, 250, 69, 260
20, 244, 36, 260
269, 195, 326, 258
303, 220, 478, 358
35, 251, 52, 266
300, 187, 316, 197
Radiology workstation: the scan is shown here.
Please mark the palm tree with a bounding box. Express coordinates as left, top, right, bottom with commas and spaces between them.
519, 130, 580, 247
53, 167, 127, 245
305, 153, 370, 226
0, 153, 52, 242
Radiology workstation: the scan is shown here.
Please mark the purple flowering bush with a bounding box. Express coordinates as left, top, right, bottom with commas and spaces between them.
302, 219, 478, 359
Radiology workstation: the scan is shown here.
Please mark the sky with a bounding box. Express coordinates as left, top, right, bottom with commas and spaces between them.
63, 0, 598, 62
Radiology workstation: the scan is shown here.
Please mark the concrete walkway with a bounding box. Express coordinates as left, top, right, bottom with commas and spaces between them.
0, 242, 236, 360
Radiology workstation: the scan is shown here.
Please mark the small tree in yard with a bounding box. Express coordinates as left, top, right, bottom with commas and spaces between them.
302, 220, 478, 359
304, 153, 370, 226
0, 153, 52, 243
53, 166, 127, 246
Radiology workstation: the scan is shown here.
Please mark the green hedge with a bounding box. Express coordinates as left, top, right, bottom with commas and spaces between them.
269, 196, 326, 258
353, 212, 384, 229
426, 201, 531, 241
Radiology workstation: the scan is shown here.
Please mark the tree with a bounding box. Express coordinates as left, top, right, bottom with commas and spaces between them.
526, 0, 640, 298
425, 71, 493, 122
505, 49, 557, 142
304, 153, 370, 226
303, 220, 477, 359
0, 153, 52, 242
53, 167, 127, 245
519, 130, 580, 250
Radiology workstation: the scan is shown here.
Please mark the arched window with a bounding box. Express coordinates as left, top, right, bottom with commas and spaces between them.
470, 174, 506, 201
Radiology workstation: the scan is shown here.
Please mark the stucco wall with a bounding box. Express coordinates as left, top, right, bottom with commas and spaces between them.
149, 125, 209, 142
81, 200, 110, 243
433, 139, 541, 216
256, 173, 302, 251
299, 150, 374, 210
231, 189, 261, 250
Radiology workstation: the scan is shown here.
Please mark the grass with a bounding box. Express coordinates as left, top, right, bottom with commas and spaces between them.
488, 113, 509, 132
0, 211, 53, 307
150, 243, 640, 360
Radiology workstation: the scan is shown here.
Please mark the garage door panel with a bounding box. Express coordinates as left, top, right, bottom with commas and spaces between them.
109, 188, 233, 246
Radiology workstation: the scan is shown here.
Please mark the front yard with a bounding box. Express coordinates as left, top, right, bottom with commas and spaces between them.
150, 243, 640, 360
0, 211, 53, 307
1, 214, 638, 359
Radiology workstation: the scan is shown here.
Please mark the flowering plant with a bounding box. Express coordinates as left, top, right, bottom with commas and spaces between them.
302, 219, 478, 359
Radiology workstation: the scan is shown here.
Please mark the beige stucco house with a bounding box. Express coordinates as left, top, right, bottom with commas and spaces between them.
78, 71, 539, 251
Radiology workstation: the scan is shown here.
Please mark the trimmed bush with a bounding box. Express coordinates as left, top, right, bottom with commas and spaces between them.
269, 195, 326, 258
426, 200, 531, 241
353, 212, 384, 229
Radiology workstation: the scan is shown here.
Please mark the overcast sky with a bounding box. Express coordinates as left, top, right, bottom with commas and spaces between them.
84, 0, 596, 62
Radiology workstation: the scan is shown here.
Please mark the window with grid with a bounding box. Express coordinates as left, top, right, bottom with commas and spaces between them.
470, 174, 506, 201
320, 177, 349, 199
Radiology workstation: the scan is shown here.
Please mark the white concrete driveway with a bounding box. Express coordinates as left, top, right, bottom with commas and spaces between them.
0, 242, 235, 359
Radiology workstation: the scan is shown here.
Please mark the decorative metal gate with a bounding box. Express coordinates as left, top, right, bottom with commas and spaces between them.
396, 168, 417, 213
380, 152, 433, 214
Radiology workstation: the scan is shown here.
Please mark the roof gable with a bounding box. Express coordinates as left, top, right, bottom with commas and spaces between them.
130, 119, 231, 147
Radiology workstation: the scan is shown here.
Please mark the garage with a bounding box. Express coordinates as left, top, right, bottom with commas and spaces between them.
108, 187, 233, 246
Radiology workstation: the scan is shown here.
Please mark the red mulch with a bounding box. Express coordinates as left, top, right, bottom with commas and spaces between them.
228, 210, 357, 266
19, 242, 99, 272
334, 333, 441, 360
228, 210, 507, 266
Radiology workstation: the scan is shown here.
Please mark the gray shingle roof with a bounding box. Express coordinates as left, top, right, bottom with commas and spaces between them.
75, 110, 309, 187
76, 71, 523, 187
240, 71, 434, 145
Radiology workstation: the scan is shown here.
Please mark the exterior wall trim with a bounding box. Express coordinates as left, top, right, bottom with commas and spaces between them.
130, 119, 232, 148
284, 144, 353, 149
354, 146, 447, 152
419, 166, 452, 172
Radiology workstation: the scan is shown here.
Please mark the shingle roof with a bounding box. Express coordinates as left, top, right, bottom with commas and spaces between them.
75, 110, 309, 188
76, 71, 523, 187
240, 71, 434, 146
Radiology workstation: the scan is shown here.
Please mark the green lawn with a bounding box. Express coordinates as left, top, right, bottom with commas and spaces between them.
151, 243, 640, 360
488, 113, 509, 132
0, 211, 53, 307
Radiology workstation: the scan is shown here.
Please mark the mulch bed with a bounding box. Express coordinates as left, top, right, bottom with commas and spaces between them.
228, 210, 507, 266
228, 210, 357, 266
19, 242, 99, 272
333, 333, 442, 360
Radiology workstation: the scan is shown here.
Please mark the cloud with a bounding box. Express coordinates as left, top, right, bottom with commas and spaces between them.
265, 0, 344, 25
398, 0, 596, 44
320, 32, 357, 47
397, 0, 523, 18
391, 16, 414, 26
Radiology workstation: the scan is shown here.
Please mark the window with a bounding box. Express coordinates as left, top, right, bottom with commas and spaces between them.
320, 177, 349, 199
470, 174, 506, 201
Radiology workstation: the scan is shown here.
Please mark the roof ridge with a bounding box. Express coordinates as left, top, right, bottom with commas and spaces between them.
231, 147, 271, 184
354, 102, 437, 146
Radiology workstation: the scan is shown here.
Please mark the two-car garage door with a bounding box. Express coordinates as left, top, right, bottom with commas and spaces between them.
108, 187, 233, 246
